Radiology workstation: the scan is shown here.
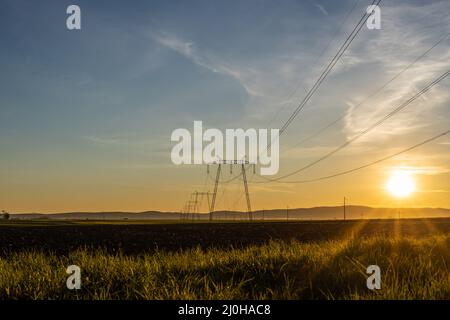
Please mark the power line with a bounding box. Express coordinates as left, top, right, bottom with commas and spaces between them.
236, 0, 380, 174
278, 0, 382, 137
255, 129, 449, 184
266, 0, 363, 128
284, 32, 449, 150
261, 0, 381, 157
258, 69, 449, 182
257, 0, 381, 165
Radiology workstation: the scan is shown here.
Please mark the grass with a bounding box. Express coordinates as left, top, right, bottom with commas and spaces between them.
1, 233, 449, 300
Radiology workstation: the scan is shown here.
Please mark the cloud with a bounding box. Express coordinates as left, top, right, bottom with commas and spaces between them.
393, 165, 450, 176
417, 189, 449, 193
341, 1, 450, 143
315, 3, 329, 16
149, 31, 262, 97
82, 136, 125, 146
151, 34, 195, 58
147, 1, 450, 141
249, 184, 297, 194
82, 135, 169, 156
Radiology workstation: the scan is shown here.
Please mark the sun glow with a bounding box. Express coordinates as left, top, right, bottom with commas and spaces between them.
386, 169, 416, 198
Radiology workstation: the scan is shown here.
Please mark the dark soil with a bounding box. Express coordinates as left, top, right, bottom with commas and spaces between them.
1, 218, 449, 256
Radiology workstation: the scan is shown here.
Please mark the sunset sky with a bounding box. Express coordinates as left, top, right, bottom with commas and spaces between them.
0, 0, 449, 213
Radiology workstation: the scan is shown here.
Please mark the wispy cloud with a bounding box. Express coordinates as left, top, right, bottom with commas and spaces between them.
315, 3, 329, 16
82, 136, 126, 146
147, 3, 450, 147
384, 165, 449, 176
82, 135, 169, 155
342, 1, 450, 143
418, 189, 449, 193
149, 31, 262, 97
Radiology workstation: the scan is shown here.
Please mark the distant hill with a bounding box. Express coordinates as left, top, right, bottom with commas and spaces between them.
11, 211, 181, 220
10, 206, 450, 220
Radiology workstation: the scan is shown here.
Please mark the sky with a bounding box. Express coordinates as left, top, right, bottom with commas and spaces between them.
0, 0, 449, 213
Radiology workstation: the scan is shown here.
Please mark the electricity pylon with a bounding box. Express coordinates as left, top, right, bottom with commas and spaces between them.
193, 191, 214, 220
208, 160, 254, 221
186, 200, 197, 220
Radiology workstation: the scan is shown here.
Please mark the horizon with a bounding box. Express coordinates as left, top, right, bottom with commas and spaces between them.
9, 204, 450, 215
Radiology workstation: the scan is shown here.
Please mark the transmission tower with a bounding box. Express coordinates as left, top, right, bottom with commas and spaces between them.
192, 191, 214, 220
186, 200, 197, 220
208, 160, 254, 221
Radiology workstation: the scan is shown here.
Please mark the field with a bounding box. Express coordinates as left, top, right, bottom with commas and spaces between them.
0, 218, 449, 299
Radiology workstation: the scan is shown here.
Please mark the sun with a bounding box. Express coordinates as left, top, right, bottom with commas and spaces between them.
386, 169, 415, 198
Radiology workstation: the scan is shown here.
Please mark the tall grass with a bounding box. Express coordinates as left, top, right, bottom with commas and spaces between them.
1, 234, 449, 299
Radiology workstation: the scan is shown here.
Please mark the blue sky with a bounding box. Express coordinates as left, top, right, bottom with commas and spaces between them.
0, 0, 449, 212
